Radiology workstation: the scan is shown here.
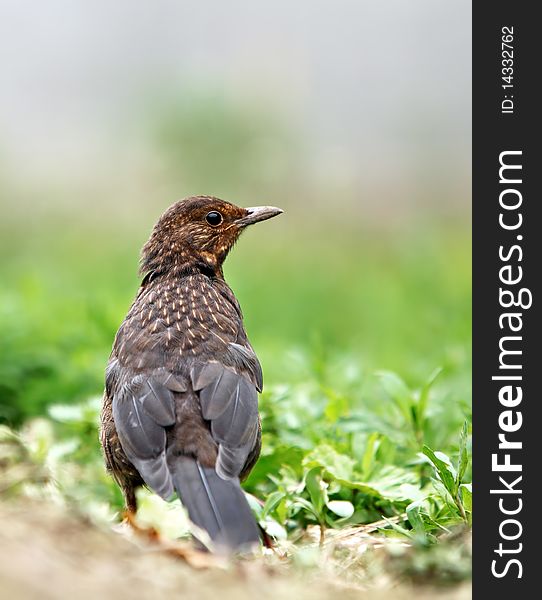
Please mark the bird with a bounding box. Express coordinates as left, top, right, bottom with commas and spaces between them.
100, 196, 282, 554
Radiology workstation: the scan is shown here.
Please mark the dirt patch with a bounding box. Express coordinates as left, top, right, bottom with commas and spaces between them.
0, 500, 470, 600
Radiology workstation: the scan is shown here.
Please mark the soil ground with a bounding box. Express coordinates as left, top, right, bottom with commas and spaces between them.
0, 500, 471, 600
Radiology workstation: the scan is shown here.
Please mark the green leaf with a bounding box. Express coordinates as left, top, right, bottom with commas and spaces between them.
326, 500, 354, 518
406, 500, 426, 536
261, 519, 287, 540
323, 387, 350, 422
376, 370, 412, 421
460, 483, 472, 522
322, 463, 422, 505
417, 367, 442, 425
431, 478, 456, 512
333, 478, 383, 498
380, 516, 415, 540
361, 432, 380, 479
291, 497, 320, 520
304, 467, 327, 514
276, 498, 288, 524
303, 444, 355, 481
262, 490, 286, 518
243, 444, 305, 489
422, 446, 457, 495
457, 421, 469, 485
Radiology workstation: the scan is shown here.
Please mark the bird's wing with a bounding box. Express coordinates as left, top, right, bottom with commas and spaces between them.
227, 342, 263, 392
191, 344, 261, 480
107, 359, 186, 499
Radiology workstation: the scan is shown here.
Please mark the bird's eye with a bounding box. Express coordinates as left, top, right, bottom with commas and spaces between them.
205, 211, 223, 226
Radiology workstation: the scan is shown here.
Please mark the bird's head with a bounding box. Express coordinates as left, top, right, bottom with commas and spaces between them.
140, 196, 283, 278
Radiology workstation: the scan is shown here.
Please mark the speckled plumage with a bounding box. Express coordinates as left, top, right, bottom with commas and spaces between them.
100, 196, 281, 552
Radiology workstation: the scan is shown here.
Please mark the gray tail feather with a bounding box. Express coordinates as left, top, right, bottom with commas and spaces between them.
170, 455, 260, 553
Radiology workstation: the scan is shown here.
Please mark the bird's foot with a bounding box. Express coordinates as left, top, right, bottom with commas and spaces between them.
121, 509, 160, 542
120, 509, 222, 568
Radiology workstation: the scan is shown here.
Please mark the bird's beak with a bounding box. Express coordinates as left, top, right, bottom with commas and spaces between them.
237, 206, 283, 226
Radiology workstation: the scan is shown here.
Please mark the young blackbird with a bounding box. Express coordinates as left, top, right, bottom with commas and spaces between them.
100, 196, 282, 553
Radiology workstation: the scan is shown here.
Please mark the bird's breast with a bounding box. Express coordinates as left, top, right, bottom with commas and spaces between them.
115, 274, 243, 370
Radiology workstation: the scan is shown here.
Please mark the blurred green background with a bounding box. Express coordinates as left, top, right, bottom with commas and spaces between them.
0, 1, 471, 565
0, 1, 471, 424
0, 207, 471, 425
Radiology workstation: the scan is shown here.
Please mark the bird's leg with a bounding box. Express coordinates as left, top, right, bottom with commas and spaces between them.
120, 486, 160, 541
123, 485, 138, 515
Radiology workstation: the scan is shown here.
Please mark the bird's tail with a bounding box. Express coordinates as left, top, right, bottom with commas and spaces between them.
169, 455, 260, 554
